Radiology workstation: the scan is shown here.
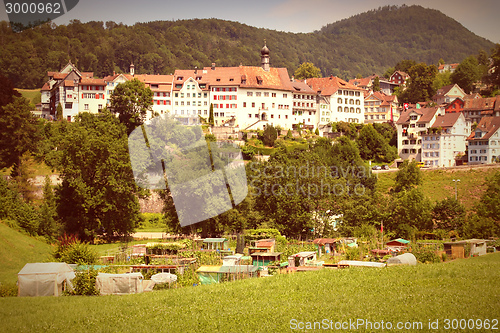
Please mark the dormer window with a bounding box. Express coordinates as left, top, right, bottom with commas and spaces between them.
196, 76, 202, 80
151, 84, 158, 89
216, 78, 221, 82
177, 76, 183, 81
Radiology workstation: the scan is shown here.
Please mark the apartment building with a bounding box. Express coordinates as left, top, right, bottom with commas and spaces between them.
420, 112, 469, 167
396, 106, 444, 161
467, 116, 500, 164
306, 76, 365, 125
364, 91, 399, 123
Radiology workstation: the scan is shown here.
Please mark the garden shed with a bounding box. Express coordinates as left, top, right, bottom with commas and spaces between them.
444, 239, 487, 259
387, 253, 417, 266
313, 238, 338, 256
288, 251, 317, 268
95, 272, 144, 295
386, 238, 410, 252
250, 252, 282, 268
18, 262, 75, 297
202, 238, 229, 251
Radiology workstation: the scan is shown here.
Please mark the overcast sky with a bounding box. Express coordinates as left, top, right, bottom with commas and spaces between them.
1, 0, 498, 43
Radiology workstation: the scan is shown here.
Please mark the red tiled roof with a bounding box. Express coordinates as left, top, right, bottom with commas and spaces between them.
81, 72, 94, 78
291, 80, 315, 94
464, 96, 498, 111
467, 117, 500, 141
80, 78, 106, 85
431, 112, 461, 128
312, 238, 338, 245
239, 66, 293, 91
396, 107, 439, 125
53, 73, 67, 80
41, 83, 50, 91
306, 76, 363, 96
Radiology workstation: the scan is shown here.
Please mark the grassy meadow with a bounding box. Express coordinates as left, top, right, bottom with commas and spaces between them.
15, 89, 41, 105
0, 253, 498, 332
376, 165, 500, 209
0, 223, 53, 285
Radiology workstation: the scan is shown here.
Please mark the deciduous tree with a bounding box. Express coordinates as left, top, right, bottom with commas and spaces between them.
294, 62, 321, 80
54, 111, 142, 241
110, 79, 153, 134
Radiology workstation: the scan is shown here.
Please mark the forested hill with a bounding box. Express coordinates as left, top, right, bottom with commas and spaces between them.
0, 5, 495, 89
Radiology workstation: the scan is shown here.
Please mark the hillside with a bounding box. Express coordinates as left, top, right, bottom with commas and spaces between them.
0, 222, 53, 284
0, 5, 494, 89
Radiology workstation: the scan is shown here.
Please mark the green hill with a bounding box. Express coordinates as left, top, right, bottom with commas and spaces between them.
0, 5, 494, 88
0, 222, 53, 284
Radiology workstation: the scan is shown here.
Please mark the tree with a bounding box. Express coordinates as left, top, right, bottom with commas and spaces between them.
262, 125, 278, 147
54, 111, 142, 241
357, 124, 386, 161
433, 71, 452, 91
392, 160, 422, 193
399, 63, 438, 103
451, 55, 481, 93
294, 62, 321, 80
432, 197, 466, 232
486, 44, 500, 89
395, 59, 417, 74
0, 74, 21, 108
208, 103, 214, 126
372, 76, 380, 92
475, 171, 500, 234
110, 79, 153, 135
38, 176, 59, 239
56, 103, 63, 121
0, 96, 40, 170
389, 188, 433, 237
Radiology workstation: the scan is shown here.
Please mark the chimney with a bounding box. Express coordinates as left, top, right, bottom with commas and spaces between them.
195, 66, 198, 75
211, 63, 216, 70
291, 76, 295, 82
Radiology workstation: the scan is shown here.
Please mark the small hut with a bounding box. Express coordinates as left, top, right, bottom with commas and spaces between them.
444, 239, 487, 259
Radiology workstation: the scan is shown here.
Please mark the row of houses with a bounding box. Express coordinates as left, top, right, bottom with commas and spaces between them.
37, 43, 412, 131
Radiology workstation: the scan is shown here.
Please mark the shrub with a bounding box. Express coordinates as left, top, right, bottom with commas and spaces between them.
345, 246, 360, 260
70, 268, 99, 296
54, 235, 98, 265
0, 283, 17, 297
412, 246, 441, 263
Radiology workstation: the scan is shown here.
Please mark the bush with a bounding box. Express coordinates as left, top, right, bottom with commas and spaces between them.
0, 283, 17, 297
345, 246, 360, 260
54, 236, 98, 265
412, 246, 441, 263
69, 268, 99, 296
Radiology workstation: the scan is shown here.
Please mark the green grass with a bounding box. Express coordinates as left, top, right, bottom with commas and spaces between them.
0, 222, 53, 285
376, 165, 500, 209
15, 88, 41, 104
0, 253, 498, 332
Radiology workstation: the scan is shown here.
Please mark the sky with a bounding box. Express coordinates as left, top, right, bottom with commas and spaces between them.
0, 0, 498, 43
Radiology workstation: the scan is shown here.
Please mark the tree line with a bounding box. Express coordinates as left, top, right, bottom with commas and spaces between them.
0, 5, 495, 89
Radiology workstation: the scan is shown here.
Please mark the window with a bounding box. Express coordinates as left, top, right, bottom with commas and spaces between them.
283, 94, 287, 98
256, 92, 261, 97
243, 102, 247, 107
338, 98, 342, 103
271, 93, 276, 97
84, 104, 89, 110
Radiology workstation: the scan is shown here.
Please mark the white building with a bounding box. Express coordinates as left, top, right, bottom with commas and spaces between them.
396, 106, 444, 162
305, 76, 365, 125
467, 116, 500, 164
420, 112, 470, 167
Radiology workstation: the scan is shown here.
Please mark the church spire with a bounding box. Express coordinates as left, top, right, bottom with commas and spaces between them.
261, 40, 270, 72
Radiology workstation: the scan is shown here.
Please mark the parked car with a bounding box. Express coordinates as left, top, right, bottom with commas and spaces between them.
382, 165, 389, 170
372, 165, 381, 170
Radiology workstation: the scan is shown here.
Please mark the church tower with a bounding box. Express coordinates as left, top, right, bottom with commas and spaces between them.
261, 41, 270, 72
